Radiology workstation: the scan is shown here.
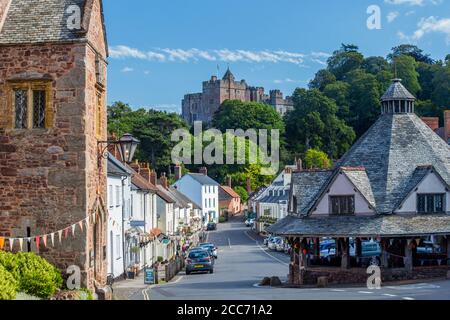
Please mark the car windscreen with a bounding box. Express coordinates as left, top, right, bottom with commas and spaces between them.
188, 251, 209, 259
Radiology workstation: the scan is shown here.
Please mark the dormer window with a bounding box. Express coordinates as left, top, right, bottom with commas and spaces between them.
330, 195, 355, 215
417, 194, 444, 213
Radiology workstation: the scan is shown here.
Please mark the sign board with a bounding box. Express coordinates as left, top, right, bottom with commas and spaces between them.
144, 268, 155, 285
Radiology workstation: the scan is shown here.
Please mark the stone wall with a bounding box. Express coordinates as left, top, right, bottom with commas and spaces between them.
289, 265, 449, 286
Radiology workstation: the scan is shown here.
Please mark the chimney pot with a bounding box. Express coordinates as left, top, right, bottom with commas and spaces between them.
199, 167, 208, 176
150, 170, 157, 186
174, 164, 182, 181
227, 176, 232, 188
160, 172, 168, 189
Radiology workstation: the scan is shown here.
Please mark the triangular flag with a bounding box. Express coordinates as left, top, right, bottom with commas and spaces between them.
72, 224, 76, 237
58, 230, 63, 244
79, 221, 84, 233
42, 235, 47, 248
85, 218, 90, 229
64, 228, 69, 239
18, 238, 23, 251
0, 237, 5, 250
50, 233, 55, 247
35, 236, 40, 254
9, 238, 15, 251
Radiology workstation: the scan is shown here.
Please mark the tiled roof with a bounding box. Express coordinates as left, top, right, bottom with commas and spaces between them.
267, 214, 450, 237
155, 185, 176, 204
381, 79, 416, 101
219, 186, 240, 199
342, 168, 376, 209
336, 113, 450, 214
186, 173, 220, 186
0, 0, 86, 44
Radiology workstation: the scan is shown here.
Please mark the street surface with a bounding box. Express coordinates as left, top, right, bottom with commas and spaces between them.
136, 216, 450, 300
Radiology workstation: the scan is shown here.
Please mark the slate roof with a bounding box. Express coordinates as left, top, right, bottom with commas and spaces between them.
342, 168, 376, 208
381, 79, 416, 101
222, 68, 235, 81
267, 214, 450, 237
291, 170, 333, 214
336, 113, 450, 214
0, 0, 86, 44
258, 191, 289, 204
187, 173, 220, 186
107, 153, 132, 177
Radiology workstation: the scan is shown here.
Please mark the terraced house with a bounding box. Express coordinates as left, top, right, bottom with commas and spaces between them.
268, 78, 450, 286
0, 0, 110, 297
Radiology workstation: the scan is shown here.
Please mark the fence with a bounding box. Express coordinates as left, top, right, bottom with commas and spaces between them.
157, 257, 185, 282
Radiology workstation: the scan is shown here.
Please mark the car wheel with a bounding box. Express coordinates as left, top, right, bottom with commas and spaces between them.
210, 269, 214, 274
186, 271, 191, 275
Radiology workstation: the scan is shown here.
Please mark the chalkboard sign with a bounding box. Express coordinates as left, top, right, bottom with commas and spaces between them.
144, 268, 155, 285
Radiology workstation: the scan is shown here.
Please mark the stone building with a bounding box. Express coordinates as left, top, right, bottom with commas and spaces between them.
181, 68, 293, 124
0, 0, 109, 296
268, 79, 450, 285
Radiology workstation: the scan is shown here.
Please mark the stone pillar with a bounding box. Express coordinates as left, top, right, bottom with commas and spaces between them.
404, 239, 413, 272
446, 236, 450, 279
380, 239, 389, 268
340, 238, 350, 270
314, 238, 320, 261
355, 238, 362, 266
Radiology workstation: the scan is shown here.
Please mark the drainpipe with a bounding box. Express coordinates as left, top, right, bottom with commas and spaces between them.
143, 191, 150, 269
121, 175, 127, 279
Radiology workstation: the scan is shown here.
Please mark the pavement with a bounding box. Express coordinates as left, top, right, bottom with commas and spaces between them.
117, 216, 450, 300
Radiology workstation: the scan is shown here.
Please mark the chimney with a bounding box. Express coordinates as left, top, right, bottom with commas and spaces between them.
150, 170, 157, 186
174, 164, 182, 181
227, 176, 232, 188
199, 167, 208, 176
445, 110, 450, 143
130, 160, 140, 173
160, 172, 168, 189
296, 158, 303, 172
140, 163, 151, 183
421, 117, 440, 132
246, 177, 252, 194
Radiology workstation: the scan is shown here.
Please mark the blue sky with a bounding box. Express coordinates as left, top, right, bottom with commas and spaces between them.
104, 0, 450, 113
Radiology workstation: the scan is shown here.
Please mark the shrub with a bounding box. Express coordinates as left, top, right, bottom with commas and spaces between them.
0, 264, 18, 300
0, 252, 63, 299
219, 216, 227, 223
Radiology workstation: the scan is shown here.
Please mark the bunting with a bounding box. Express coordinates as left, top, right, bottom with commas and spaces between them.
0, 211, 96, 252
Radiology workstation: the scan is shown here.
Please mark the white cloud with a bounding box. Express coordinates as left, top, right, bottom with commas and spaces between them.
121, 67, 134, 73
273, 78, 304, 84
387, 11, 400, 23
109, 46, 326, 66
412, 16, 450, 42
149, 104, 181, 113
385, 0, 442, 5
144, 70, 150, 75
405, 10, 416, 16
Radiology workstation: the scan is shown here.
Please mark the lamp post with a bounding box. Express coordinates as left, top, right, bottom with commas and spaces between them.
97, 133, 140, 166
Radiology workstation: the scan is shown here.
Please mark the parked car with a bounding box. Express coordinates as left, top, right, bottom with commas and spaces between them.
245, 219, 255, 227
185, 250, 214, 275
264, 236, 275, 246
276, 240, 286, 252
268, 237, 282, 250
349, 240, 381, 266
199, 243, 218, 259
206, 222, 217, 231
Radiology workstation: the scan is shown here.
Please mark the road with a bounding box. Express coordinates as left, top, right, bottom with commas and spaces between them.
139, 216, 450, 300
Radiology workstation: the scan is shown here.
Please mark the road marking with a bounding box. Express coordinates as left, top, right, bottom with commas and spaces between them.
331, 289, 346, 292
228, 238, 231, 248
358, 291, 374, 294
142, 289, 149, 300
171, 275, 184, 284
244, 230, 289, 267
402, 297, 415, 300
383, 294, 397, 297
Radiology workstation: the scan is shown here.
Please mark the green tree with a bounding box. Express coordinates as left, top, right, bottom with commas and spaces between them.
285, 89, 355, 159
323, 81, 350, 120
362, 56, 390, 75
234, 186, 249, 203
393, 55, 421, 96
309, 70, 336, 91
388, 44, 434, 64
345, 69, 383, 136
432, 64, 450, 109
327, 44, 364, 80
304, 148, 332, 169
415, 100, 441, 119
108, 102, 189, 173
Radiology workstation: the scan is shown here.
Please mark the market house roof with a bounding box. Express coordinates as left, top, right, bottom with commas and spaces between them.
381, 78, 416, 101
267, 214, 450, 238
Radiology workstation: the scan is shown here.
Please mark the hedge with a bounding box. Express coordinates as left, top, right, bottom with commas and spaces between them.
0, 264, 18, 300
0, 252, 63, 299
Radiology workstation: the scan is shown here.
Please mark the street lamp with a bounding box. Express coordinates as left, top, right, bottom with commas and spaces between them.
117, 133, 140, 164
97, 133, 140, 166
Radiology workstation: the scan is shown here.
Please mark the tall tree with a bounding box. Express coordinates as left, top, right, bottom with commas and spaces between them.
393, 55, 421, 97
304, 148, 332, 169
432, 64, 450, 109
388, 44, 434, 64
309, 70, 336, 91
327, 44, 364, 80
285, 89, 355, 159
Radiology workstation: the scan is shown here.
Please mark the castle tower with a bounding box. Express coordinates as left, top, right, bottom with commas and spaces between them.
0, 0, 110, 298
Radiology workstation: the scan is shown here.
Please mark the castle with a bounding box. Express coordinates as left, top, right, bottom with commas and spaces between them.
181, 68, 294, 125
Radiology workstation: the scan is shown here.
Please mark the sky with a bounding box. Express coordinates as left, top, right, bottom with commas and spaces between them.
103, 0, 450, 113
